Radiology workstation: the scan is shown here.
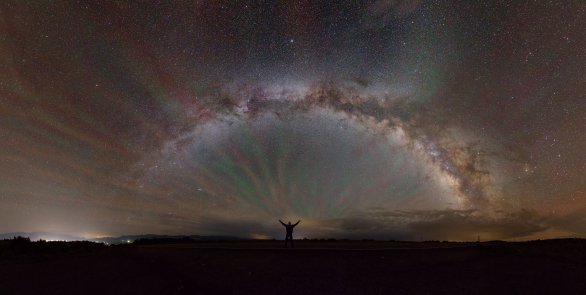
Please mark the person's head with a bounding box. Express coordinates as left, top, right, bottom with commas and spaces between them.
288, 221, 291, 225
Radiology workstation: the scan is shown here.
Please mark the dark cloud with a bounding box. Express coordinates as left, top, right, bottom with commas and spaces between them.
312, 208, 547, 241
363, 0, 423, 29
547, 209, 586, 236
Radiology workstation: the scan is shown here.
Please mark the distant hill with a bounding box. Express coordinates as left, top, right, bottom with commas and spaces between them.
0, 232, 243, 244
0, 232, 86, 242
92, 234, 244, 244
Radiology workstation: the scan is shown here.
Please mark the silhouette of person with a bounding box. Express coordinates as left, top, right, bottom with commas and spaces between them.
279, 219, 300, 248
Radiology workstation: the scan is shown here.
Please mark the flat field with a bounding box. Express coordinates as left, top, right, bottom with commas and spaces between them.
1, 239, 586, 294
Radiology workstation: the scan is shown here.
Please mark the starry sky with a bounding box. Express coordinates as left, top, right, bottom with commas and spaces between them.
0, 1, 585, 241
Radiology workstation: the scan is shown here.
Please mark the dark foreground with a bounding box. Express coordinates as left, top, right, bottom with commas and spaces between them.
2, 239, 586, 294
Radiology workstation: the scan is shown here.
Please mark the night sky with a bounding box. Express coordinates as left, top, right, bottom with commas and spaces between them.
1, 1, 585, 241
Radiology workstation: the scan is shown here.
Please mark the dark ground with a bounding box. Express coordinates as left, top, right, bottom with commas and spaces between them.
1, 239, 586, 294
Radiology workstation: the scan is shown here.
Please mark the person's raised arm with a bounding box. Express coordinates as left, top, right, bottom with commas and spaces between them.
293, 220, 300, 226
279, 220, 286, 226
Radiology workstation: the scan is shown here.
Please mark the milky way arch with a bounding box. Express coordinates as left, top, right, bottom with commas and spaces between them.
140, 79, 502, 222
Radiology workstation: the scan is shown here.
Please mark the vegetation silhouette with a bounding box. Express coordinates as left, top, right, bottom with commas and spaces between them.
0, 236, 105, 259
279, 219, 300, 248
